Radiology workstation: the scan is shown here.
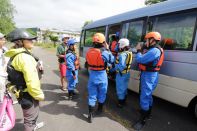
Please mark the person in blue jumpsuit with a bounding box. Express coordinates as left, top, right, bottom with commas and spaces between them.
65, 38, 78, 100
133, 32, 164, 130
86, 33, 114, 123
110, 38, 132, 108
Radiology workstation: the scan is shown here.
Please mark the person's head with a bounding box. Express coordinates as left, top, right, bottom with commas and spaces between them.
111, 35, 117, 42
118, 38, 130, 52
144, 32, 161, 48
61, 34, 70, 45
67, 38, 78, 51
7, 28, 37, 50
92, 33, 106, 48
0, 33, 6, 48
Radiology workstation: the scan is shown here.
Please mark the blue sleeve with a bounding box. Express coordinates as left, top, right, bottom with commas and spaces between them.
101, 50, 115, 64
136, 48, 161, 64
66, 53, 75, 71
115, 44, 119, 52
115, 53, 127, 72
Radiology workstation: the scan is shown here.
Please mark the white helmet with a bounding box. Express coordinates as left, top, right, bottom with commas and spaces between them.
61, 34, 70, 41
118, 38, 130, 49
0, 33, 5, 39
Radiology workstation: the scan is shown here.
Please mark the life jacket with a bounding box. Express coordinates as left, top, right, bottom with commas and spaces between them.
7, 51, 40, 89
110, 41, 118, 56
115, 51, 132, 74
139, 45, 164, 72
66, 50, 78, 70
74, 56, 80, 70
86, 48, 106, 71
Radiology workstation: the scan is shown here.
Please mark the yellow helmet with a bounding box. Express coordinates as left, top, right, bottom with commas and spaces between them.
92, 33, 105, 44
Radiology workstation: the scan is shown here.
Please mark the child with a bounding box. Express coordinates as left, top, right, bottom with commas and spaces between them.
65, 39, 79, 100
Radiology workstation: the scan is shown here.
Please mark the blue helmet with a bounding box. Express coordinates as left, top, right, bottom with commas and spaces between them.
67, 38, 78, 46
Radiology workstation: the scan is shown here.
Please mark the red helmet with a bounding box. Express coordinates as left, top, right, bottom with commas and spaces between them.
145, 32, 161, 41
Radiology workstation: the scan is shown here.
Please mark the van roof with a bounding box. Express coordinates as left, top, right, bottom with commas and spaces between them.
84, 0, 197, 30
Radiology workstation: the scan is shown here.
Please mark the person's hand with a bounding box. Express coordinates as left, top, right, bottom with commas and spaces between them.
73, 75, 76, 80
136, 43, 142, 50
37, 61, 44, 71
103, 41, 109, 50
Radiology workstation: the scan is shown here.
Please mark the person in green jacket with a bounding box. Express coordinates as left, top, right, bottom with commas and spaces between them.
5, 28, 44, 131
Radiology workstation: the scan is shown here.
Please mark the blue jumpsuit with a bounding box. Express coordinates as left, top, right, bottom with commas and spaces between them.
113, 52, 131, 100
87, 49, 114, 107
66, 52, 77, 92
136, 47, 161, 111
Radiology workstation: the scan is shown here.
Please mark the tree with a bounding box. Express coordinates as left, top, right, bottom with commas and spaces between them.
145, 0, 167, 5
42, 29, 51, 42
82, 20, 93, 28
49, 35, 58, 47
0, 0, 15, 34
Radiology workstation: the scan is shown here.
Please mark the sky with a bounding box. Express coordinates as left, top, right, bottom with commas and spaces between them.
11, 0, 145, 31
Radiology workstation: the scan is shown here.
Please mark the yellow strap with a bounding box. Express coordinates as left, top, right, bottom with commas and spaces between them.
122, 51, 132, 74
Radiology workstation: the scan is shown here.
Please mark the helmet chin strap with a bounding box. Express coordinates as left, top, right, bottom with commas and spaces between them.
146, 38, 156, 49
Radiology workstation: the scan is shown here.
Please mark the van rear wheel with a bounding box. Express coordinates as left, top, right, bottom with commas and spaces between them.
188, 99, 197, 119
194, 102, 197, 118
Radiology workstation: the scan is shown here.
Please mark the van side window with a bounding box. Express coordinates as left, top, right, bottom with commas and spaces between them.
80, 30, 85, 47
151, 12, 196, 50
85, 27, 105, 47
121, 23, 129, 38
127, 21, 144, 48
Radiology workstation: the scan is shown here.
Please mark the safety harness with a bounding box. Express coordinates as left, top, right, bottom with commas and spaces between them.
139, 45, 164, 72
7, 50, 39, 100
115, 51, 132, 74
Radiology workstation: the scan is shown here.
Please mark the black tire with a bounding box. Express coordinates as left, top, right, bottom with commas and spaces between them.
189, 99, 197, 119
194, 101, 197, 118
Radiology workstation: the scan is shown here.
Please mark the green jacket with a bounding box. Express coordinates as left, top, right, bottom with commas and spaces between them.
5, 48, 44, 101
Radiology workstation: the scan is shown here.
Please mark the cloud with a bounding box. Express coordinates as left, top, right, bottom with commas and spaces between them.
11, 0, 145, 31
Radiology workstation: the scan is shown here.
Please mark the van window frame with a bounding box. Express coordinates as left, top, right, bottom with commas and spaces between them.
147, 9, 197, 51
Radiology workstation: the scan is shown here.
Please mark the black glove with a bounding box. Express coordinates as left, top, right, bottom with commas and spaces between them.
72, 70, 76, 76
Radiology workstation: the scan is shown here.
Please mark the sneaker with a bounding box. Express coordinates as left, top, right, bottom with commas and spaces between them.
61, 86, 67, 91
34, 122, 45, 131
13, 101, 18, 105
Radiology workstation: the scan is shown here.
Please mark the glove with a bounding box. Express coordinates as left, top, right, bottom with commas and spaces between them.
72, 70, 76, 79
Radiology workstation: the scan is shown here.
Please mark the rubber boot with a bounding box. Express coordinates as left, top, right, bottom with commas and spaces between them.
133, 109, 149, 130
147, 106, 152, 120
122, 95, 127, 105
117, 99, 124, 108
96, 102, 103, 115
68, 90, 73, 100
88, 106, 94, 123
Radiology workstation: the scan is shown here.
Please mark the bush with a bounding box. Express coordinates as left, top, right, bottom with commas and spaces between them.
34, 42, 58, 49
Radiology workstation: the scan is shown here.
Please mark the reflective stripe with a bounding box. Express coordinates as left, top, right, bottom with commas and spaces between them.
116, 51, 132, 74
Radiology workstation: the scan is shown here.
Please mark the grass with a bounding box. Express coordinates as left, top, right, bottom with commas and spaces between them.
34, 42, 57, 52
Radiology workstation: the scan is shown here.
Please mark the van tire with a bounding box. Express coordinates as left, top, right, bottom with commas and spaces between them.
194, 101, 197, 118
188, 98, 197, 119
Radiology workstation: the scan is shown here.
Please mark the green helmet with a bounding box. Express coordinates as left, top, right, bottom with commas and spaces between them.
7, 28, 37, 42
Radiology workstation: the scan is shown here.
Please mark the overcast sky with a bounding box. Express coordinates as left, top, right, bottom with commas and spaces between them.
11, 0, 145, 31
